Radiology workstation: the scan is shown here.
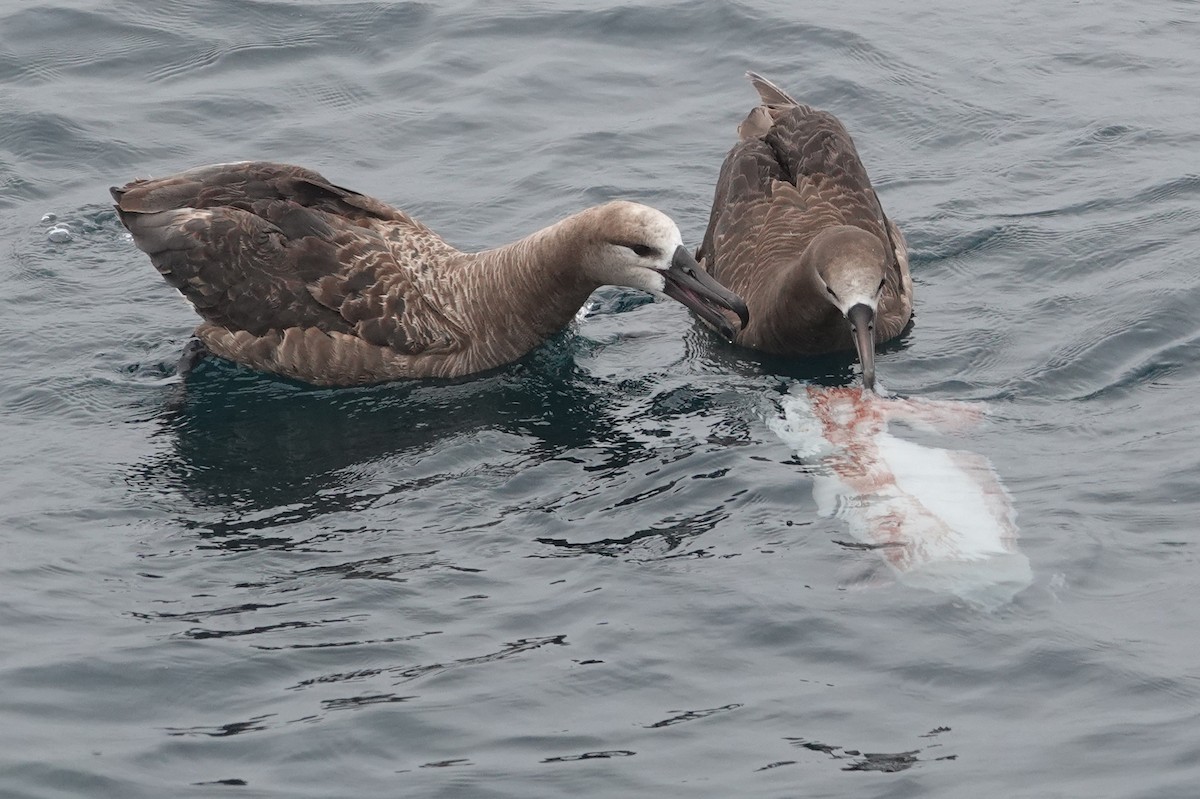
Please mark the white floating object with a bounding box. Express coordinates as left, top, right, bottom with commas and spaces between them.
46, 226, 73, 243
770, 385, 1032, 609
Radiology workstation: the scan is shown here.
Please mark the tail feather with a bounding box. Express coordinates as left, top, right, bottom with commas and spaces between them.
745, 71, 800, 108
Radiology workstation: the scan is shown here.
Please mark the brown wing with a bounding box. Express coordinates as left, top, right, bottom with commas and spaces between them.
111, 161, 465, 355
698, 94, 906, 301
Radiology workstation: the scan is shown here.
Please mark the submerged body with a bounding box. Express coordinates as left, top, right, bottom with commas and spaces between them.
770, 386, 1031, 608
112, 161, 746, 386
698, 73, 913, 390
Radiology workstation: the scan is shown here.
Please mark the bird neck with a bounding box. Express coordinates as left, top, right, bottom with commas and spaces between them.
757, 255, 847, 352
464, 214, 600, 359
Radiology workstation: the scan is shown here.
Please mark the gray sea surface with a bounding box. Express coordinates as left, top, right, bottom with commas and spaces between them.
2, 1, 1199, 796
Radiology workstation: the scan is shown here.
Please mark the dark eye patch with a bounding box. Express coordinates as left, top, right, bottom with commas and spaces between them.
617, 242, 657, 258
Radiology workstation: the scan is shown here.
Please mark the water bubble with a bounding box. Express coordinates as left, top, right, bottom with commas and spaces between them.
41, 213, 57, 224
47, 226, 73, 243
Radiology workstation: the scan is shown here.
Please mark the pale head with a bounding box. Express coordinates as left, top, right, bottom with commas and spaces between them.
802, 225, 889, 390
576, 201, 684, 288
578, 201, 749, 340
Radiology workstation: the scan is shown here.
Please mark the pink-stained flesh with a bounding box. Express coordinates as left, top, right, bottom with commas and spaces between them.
771, 386, 1032, 608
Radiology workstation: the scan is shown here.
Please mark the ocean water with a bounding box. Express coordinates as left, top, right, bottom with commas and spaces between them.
3, 1, 1200, 796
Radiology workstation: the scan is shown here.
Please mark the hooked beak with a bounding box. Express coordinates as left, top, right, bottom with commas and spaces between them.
661, 246, 749, 342
846, 302, 876, 392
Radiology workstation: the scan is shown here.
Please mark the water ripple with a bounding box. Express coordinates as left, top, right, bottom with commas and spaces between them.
4, 1, 1200, 796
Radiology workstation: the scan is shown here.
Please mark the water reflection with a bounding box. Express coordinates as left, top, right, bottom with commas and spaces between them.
131, 335, 623, 515
682, 317, 918, 387
784, 728, 958, 773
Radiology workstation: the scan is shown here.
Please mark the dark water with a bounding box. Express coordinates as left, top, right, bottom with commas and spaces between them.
3, 1, 1199, 796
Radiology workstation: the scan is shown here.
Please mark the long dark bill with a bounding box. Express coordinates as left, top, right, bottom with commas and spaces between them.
846, 302, 876, 392
661, 246, 749, 341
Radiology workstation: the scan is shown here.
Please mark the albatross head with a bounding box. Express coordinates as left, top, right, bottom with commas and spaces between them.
582, 202, 749, 341
804, 225, 889, 391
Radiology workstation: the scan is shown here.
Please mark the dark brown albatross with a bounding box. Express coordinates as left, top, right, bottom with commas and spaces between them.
112, 161, 748, 386
696, 73, 913, 390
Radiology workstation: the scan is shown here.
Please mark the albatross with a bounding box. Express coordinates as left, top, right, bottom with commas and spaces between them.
111, 161, 748, 386
696, 72, 913, 390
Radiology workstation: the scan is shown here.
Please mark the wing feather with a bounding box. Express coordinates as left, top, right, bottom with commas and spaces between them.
699, 92, 906, 297
113, 161, 465, 356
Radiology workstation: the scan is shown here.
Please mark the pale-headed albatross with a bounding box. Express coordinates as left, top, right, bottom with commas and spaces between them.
111, 161, 748, 386
696, 73, 913, 391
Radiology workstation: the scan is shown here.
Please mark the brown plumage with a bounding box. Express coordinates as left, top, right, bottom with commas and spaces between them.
697, 73, 913, 390
112, 161, 747, 386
